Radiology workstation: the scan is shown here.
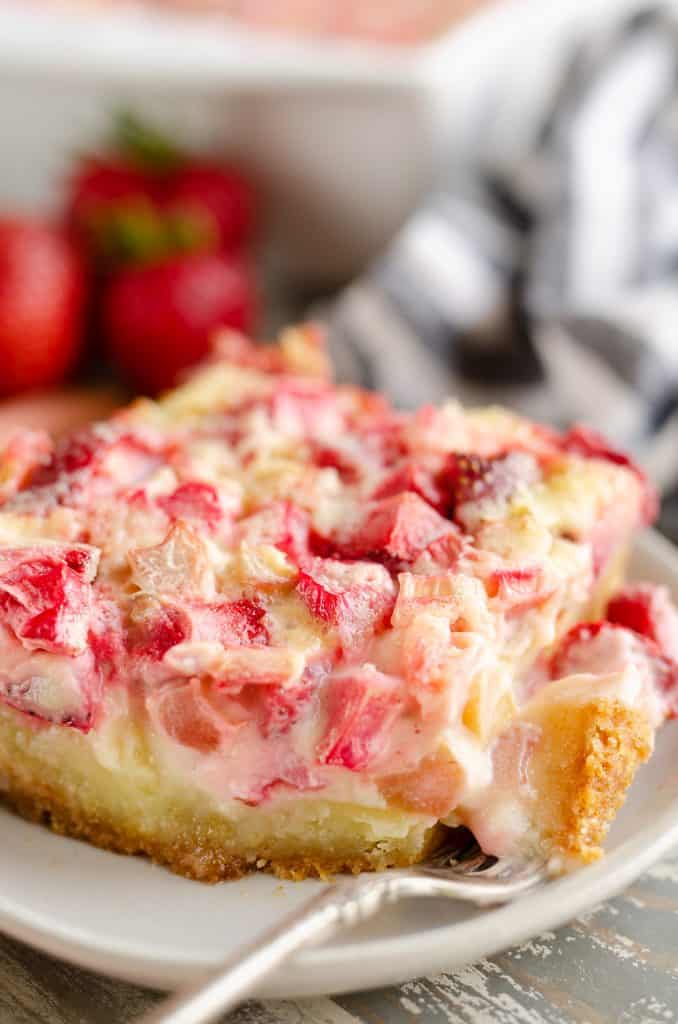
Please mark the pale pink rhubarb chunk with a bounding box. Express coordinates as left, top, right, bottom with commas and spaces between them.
297, 557, 396, 647
561, 425, 658, 525
486, 567, 553, 613
237, 500, 311, 567
317, 667, 404, 771
0, 628, 101, 730
0, 430, 52, 505
129, 521, 214, 596
0, 545, 99, 656
343, 493, 453, 563
372, 460, 443, 509
152, 678, 230, 754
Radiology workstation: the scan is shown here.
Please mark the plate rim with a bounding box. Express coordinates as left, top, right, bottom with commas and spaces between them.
0, 528, 677, 994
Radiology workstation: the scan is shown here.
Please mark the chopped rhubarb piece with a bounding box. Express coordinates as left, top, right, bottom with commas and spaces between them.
153, 679, 225, 754
159, 481, 223, 530
33, 426, 165, 496
238, 501, 311, 567
372, 460, 443, 509
486, 567, 553, 612
267, 379, 343, 438
205, 599, 269, 646
379, 754, 463, 817
258, 655, 332, 738
311, 443, 361, 484
129, 521, 213, 596
0, 548, 99, 656
297, 557, 396, 646
561, 425, 658, 525
607, 584, 678, 663
0, 645, 101, 731
344, 493, 452, 563
317, 667, 404, 771
439, 450, 540, 519
0, 430, 52, 504
237, 754, 322, 806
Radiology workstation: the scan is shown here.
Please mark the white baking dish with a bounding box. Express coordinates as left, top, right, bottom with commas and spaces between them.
0, 0, 653, 281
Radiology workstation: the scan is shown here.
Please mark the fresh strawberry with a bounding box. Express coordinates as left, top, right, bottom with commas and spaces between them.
159, 481, 223, 531
162, 162, 255, 252
0, 220, 85, 395
66, 156, 151, 241
104, 251, 256, 394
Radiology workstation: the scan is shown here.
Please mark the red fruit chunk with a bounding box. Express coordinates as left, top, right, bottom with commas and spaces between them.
486, 567, 552, 612
346, 493, 452, 563
312, 444, 361, 484
0, 548, 97, 656
33, 428, 165, 500
549, 621, 607, 680
561, 425, 658, 525
138, 604, 189, 661
607, 584, 678, 663
317, 668, 404, 771
297, 558, 396, 646
154, 679, 223, 754
439, 450, 539, 517
163, 163, 255, 251
0, 430, 52, 505
204, 598, 269, 646
104, 252, 257, 395
159, 481, 223, 530
258, 655, 332, 738
0, 219, 85, 395
239, 500, 312, 567
372, 460, 443, 509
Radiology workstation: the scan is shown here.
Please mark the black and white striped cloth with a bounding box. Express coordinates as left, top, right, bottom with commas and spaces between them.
325, 4, 678, 541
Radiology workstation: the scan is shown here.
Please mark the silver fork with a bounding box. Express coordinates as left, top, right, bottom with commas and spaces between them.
136, 829, 545, 1024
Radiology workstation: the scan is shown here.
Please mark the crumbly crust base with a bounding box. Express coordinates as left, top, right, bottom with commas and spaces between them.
0, 707, 441, 882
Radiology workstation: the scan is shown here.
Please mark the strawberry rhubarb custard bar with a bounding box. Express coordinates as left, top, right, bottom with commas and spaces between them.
0, 326, 676, 880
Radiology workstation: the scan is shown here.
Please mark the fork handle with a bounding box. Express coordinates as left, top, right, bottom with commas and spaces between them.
136, 877, 387, 1024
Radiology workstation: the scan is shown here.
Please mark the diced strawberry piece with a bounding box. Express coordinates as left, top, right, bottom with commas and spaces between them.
297, 557, 396, 647
607, 584, 678, 663
137, 604, 189, 661
486, 567, 552, 612
317, 668, 404, 771
344, 493, 452, 564
237, 754, 322, 806
372, 461, 443, 509
439, 450, 540, 519
159, 481, 223, 530
561, 425, 658, 525
154, 679, 223, 753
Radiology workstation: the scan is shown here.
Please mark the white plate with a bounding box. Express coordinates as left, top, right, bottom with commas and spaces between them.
1, 529, 678, 996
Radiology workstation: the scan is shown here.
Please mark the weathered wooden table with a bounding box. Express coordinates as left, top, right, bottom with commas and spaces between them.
2, 847, 677, 1024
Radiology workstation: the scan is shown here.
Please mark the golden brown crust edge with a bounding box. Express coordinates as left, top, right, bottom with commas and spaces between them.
534, 699, 653, 867
0, 764, 442, 884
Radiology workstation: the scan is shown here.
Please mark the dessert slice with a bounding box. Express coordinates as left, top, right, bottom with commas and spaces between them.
0, 325, 674, 880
